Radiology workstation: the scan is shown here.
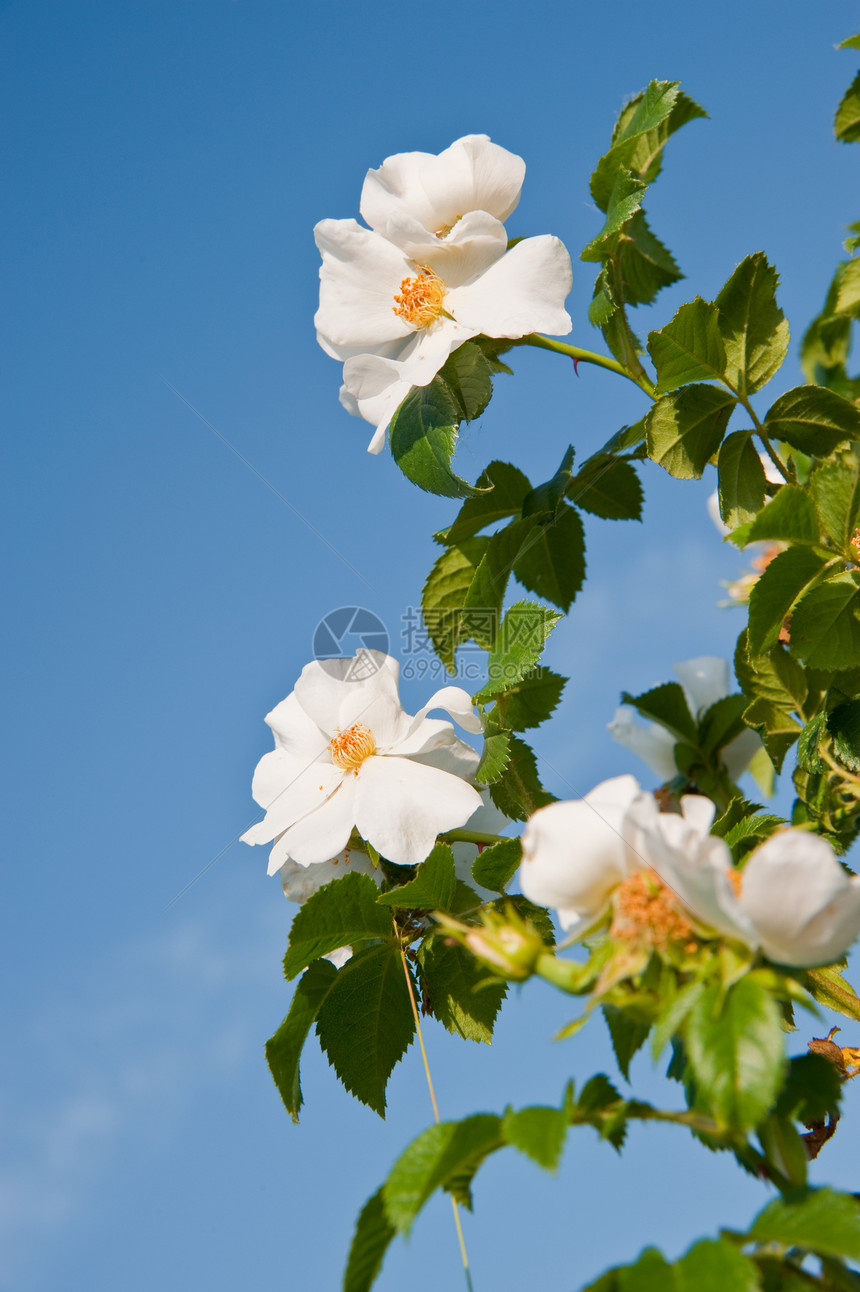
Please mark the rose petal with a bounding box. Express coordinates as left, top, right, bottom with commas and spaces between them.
353, 754, 481, 867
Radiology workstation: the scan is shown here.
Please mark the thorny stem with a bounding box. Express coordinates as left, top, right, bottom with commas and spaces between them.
518, 333, 656, 397
397, 926, 475, 1292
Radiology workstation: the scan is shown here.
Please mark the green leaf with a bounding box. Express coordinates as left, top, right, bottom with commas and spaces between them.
836, 256, 860, 315
790, 575, 860, 669
748, 1188, 860, 1261
743, 486, 820, 546
502, 1104, 568, 1171
603, 1005, 650, 1080
377, 843, 457, 911
389, 379, 483, 499
617, 1248, 678, 1292
676, 1239, 759, 1292
734, 631, 805, 771
830, 699, 860, 771
470, 837, 522, 892
590, 80, 687, 209
315, 942, 414, 1117
646, 384, 736, 479
439, 460, 532, 544
465, 516, 536, 640
805, 965, 860, 1022
651, 979, 708, 1061
715, 253, 790, 395
569, 455, 643, 521
722, 813, 784, 856
421, 538, 489, 670
343, 1188, 395, 1292
512, 504, 587, 612
493, 667, 567, 731
684, 978, 785, 1130
776, 1053, 842, 1125
383, 1114, 504, 1234
582, 168, 647, 260
797, 711, 827, 773
438, 341, 494, 420
838, 33, 860, 49
282, 873, 394, 981
648, 298, 727, 393
717, 431, 767, 528
835, 70, 860, 143
475, 729, 511, 785
488, 734, 555, 821
811, 462, 860, 551
614, 211, 683, 308
521, 445, 574, 517
697, 692, 748, 758
763, 385, 859, 456
265, 958, 338, 1122
473, 602, 562, 702
619, 681, 697, 743
418, 938, 507, 1043
747, 547, 829, 654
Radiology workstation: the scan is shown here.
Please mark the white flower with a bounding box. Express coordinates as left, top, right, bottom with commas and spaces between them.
519, 775, 645, 933
631, 795, 860, 967
314, 218, 572, 448
277, 845, 381, 904
608, 656, 760, 783
359, 134, 525, 266
242, 651, 483, 870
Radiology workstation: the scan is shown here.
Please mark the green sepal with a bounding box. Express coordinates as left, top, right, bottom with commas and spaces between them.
315, 942, 415, 1117
282, 872, 395, 981
265, 958, 338, 1122
715, 253, 789, 396
646, 384, 736, 479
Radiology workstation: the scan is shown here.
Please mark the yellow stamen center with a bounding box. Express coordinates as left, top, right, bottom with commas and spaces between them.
727, 868, 744, 898
611, 869, 696, 953
392, 265, 446, 329
328, 722, 376, 773
435, 215, 462, 239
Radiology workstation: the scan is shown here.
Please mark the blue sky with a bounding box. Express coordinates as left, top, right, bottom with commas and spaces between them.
3, 2, 860, 1289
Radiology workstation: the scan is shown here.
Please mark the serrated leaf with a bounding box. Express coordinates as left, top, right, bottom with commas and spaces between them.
748, 1188, 860, 1260
418, 938, 507, 1043
465, 516, 537, 641
521, 445, 574, 516
470, 837, 522, 892
684, 978, 785, 1130
389, 379, 483, 499
717, 431, 767, 527
722, 813, 784, 854
502, 1104, 568, 1171
603, 1005, 650, 1080
475, 729, 511, 785
473, 602, 562, 702
619, 681, 697, 742
493, 667, 567, 731
590, 80, 684, 210
797, 712, 828, 772
615, 210, 683, 308
697, 692, 748, 757
835, 69, 860, 143
440, 460, 532, 544
383, 1114, 504, 1234
488, 735, 555, 821
582, 169, 647, 260
569, 455, 643, 520
790, 575, 860, 669
646, 384, 736, 479
805, 965, 860, 1021
747, 547, 829, 654
377, 843, 457, 911
811, 462, 860, 551
343, 1188, 395, 1292
315, 942, 414, 1117
676, 1239, 759, 1292
743, 486, 820, 546
764, 385, 859, 456
438, 341, 494, 420
776, 1053, 842, 1125
265, 958, 338, 1122
829, 699, 860, 771
512, 504, 586, 612
716, 253, 789, 395
282, 873, 394, 980
421, 538, 489, 670
648, 298, 727, 393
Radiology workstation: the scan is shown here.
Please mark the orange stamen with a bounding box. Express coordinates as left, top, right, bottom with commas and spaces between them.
611, 869, 695, 952
328, 722, 376, 773
392, 265, 446, 329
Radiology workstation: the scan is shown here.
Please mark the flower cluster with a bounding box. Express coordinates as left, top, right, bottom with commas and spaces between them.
314, 135, 574, 451
520, 775, 860, 968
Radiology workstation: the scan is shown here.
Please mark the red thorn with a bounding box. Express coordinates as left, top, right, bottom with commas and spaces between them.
572, 357, 581, 377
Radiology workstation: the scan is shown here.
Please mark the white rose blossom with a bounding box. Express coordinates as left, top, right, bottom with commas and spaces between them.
608, 656, 760, 783
519, 775, 645, 934
630, 794, 860, 968
241, 650, 483, 871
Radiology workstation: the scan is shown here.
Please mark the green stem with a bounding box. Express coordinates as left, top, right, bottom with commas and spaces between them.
734, 392, 792, 483
440, 829, 512, 847
517, 333, 656, 398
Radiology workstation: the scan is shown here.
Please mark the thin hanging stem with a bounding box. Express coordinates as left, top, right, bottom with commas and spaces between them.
517, 332, 656, 397
398, 938, 475, 1292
